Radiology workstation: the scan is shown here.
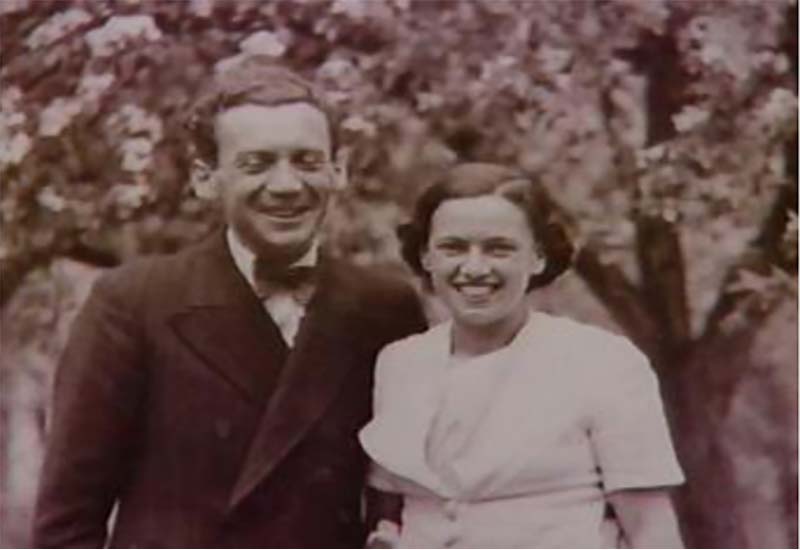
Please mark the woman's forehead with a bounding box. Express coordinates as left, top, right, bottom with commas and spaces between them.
430, 195, 533, 237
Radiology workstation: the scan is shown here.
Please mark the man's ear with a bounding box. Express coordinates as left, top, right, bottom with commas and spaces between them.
420, 247, 433, 273
332, 147, 350, 190
190, 158, 219, 200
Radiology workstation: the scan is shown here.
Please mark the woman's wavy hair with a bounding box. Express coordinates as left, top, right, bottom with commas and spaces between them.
185, 55, 336, 166
398, 162, 574, 292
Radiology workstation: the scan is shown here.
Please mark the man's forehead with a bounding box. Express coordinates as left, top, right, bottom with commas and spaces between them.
215, 102, 332, 150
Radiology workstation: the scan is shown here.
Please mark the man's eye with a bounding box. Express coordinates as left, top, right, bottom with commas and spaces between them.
436, 241, 466, 255
236, 153, 275, 174
291, 150, 325, 171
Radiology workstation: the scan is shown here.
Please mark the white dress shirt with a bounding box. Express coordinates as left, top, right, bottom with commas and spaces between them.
226, 228, 318, 347
359, 312, 684, 548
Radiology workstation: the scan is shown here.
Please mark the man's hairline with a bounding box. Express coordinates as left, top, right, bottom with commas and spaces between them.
210, 98, 336, 159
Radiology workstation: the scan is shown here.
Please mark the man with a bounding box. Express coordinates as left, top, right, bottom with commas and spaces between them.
32, 56, 427, 548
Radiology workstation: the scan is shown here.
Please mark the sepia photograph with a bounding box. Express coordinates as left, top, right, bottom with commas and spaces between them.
0, 0, 797, 548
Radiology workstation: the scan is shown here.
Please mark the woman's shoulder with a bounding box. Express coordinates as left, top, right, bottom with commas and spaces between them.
529, 312, 649, 375
376, 321, 450, 369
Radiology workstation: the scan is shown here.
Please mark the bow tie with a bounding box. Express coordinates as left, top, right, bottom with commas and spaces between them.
253, 261, 318, 299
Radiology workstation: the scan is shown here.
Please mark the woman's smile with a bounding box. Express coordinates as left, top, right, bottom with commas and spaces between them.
452, 281, 501, 301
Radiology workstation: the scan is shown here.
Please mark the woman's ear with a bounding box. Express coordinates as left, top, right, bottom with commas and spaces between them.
530, 249, 546, 276
190, 158, 219, 200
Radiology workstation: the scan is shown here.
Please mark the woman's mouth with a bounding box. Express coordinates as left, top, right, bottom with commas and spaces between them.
453, 283, 499, 300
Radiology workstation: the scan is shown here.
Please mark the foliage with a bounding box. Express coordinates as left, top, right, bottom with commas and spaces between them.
0, 0, 796, 547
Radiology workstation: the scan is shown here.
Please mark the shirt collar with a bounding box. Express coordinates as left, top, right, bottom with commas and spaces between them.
226, 227, 319, 291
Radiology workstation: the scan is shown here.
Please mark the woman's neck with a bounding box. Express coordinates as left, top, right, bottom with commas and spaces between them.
451, 307, 530, 359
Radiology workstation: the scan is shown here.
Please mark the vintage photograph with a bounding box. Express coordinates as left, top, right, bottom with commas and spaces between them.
0, 0, 797, 548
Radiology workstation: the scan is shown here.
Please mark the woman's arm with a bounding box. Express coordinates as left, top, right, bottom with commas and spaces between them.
608, 488, 684, 549
364, 487, 402, 548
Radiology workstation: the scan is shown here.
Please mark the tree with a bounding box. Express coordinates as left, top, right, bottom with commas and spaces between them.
1, 0, 796, 546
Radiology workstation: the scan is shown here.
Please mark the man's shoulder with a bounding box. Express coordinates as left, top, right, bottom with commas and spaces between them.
92, 235, 218, 304
330, 260, 419, 308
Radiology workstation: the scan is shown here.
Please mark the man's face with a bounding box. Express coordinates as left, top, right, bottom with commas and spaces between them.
212, 102, 334, 262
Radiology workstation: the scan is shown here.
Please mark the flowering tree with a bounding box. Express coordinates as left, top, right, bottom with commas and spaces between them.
0, 0, 796, 546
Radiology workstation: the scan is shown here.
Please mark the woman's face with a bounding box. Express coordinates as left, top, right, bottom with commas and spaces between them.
421, 195, 545, 330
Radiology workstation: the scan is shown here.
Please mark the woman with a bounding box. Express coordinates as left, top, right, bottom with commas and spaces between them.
359, 163, 685, 548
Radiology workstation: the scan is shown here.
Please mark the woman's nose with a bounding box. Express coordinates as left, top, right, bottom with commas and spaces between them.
460, 248, 491, 277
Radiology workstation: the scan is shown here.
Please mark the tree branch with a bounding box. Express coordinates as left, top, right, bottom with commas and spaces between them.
0, 240, 119, 310
634, 214, 692, 355
702, 179, 797, 340
572, 247, 667, 365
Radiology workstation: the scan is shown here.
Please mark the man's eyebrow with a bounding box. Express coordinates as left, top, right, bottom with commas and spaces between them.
235, 151, 274, 161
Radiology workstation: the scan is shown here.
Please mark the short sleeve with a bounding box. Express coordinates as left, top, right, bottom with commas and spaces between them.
588, 343, 685, 493
370, 342, 396, 418
362, 344, 404, 492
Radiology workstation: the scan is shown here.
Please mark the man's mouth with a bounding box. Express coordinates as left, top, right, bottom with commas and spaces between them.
258, 205, 314, 219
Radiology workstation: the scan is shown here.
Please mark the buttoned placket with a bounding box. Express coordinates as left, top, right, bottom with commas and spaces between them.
441, 498, 462, 547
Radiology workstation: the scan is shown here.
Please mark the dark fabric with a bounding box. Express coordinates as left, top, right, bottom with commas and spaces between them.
32, 231, 427, 548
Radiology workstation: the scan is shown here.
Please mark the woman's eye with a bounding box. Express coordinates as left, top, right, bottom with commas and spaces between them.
485, 243, 516, 256
292, 150, 325, 171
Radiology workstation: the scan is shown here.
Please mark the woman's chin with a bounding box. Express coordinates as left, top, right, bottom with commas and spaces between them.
452, 307, 506, 328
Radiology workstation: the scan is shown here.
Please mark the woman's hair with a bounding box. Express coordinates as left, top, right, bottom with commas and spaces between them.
398, 162, 574, 291
185, 55, 336, 166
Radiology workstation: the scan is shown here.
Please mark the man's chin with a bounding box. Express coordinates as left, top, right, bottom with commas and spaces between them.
235, 223, 315, 261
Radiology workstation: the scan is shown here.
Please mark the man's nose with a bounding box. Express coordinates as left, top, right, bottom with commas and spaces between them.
264, 159, 303, 195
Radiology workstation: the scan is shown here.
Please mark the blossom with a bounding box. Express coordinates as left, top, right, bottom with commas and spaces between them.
415, 92, 444, 112
112, 182, 149, 209
240, 30, 288, 58
36, 188, 67, 212
673, 105, 711, 133
331, 0, 368, 20
0, 0, 29, 16
85, 15, 163, 58
38, 97, 82, 137
189, 0, 214, 18
78, 72, 115, 102
25, 8, 92, 49
342, 115, 377, 137
536, 45, 572, 74
317, 57, 360, 90
757, 88, 797, 127
120, 137, 154, 172
108, 104, 163, 143
0, 132, 32, 166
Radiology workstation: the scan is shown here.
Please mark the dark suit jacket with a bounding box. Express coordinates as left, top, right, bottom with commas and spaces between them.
32, 231, 427, 548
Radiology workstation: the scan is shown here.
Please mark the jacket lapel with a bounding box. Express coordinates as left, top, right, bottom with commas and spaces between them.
229, 259, 362, 509
168, 231, 289, 403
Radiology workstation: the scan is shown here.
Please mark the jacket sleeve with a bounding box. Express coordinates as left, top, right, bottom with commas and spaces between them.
382, 281, 428, 346
32, 268, 148, 548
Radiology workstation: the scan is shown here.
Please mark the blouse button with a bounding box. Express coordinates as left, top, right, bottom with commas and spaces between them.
444, 500, 458, 520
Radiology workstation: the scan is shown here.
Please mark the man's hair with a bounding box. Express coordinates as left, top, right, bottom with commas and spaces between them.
398, 162, 574, 292
185, 55, 336, 166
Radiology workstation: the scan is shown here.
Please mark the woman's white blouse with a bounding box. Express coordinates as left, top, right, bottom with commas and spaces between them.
359, 312, 684, 548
